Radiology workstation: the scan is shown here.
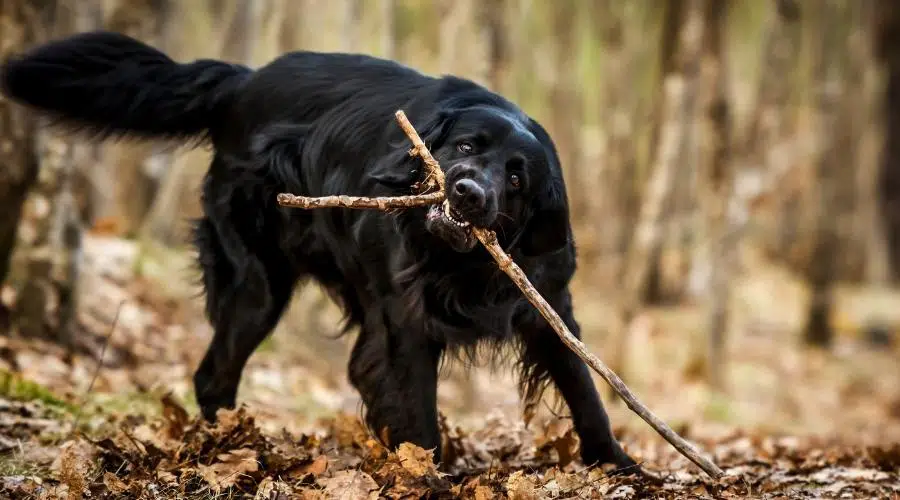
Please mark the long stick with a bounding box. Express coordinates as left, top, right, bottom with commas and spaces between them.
275, 110, 725, 479
393, 111, 723, 478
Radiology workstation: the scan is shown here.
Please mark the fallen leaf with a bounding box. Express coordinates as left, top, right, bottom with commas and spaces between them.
474, 484, 496, 500
52, 438, 96, 500
102, 472, 129, 495
291, 454, 329, 479
397, 442, 439, 476
198, 447, 260, 491
318, 470, 380, 500
505, 470, 539, 500
161, 392, 189, 438
534, 418, 578, 467
255, 476, 293, 499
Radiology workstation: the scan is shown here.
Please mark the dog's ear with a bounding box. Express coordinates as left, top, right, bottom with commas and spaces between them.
370, 109, 459, 189
519, 177, 571, 257
519, 119, 572, 257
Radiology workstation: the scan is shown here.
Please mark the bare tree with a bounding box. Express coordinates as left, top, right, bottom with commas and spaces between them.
610, 0, 705, 392
854, 0, 891, 286
874, 0, 900, 283
548, 0, 581, 215
802, 0, 855, 347
379, 0, 397, 59
1, 0, 102, 343
0, 2, 44, 288
479, 0, 508, 92
697, 0, 732, 390
341, 0, 363, 53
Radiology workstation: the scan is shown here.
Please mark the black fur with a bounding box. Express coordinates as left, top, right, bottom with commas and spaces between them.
1, 31, 637, 471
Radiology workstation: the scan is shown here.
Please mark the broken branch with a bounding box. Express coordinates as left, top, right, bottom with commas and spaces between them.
276, 191, 444, 210
274, 110, 725, 479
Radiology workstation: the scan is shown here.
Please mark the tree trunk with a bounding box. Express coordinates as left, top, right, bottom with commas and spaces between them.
379, 0, 397, 59
1, 0, 94, 345
855, 0, 891, 286
0, 1, 45, 288
609, 0, 705, 397
697, 0, 732, 391
548, 0, 581, 217
341, 0, 363, 53
802, 0, 854, 348
874, 0, 900, 283
479, 0, 508, 92
642, 0, 684, 305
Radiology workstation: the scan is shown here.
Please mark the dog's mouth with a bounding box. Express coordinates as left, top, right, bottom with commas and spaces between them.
425, 200, 478, 252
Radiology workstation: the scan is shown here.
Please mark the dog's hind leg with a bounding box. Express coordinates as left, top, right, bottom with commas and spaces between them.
191, 215, 296, 421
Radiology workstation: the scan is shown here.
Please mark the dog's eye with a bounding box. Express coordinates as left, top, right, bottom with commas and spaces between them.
457, 141, 474, 154
509, 173, 521, 189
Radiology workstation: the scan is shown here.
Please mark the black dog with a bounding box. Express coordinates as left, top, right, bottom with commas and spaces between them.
1, 31, 636, 470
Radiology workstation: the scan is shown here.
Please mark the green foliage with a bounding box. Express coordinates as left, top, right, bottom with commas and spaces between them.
0, 370, 73, 412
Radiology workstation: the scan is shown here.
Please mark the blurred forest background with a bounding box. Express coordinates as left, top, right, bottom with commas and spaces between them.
1, 0, 900, 453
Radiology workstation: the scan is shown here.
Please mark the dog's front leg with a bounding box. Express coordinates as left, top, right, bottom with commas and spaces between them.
348, 320, 444, 460
517, 288, 638, 472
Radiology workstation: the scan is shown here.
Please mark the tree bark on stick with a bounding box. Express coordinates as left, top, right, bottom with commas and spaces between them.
276, 110, 725, 479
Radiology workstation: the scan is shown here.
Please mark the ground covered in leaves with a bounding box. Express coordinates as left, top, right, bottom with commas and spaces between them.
0, 236, 899, 498
1, 394, 899, 499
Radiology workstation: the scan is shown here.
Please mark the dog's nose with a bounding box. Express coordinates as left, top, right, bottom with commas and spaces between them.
451, 178, 486, 210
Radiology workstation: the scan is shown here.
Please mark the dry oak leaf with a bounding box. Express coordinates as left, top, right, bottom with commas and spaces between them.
534, 418, 578, 468
505, 470, 540, 500
450, 481, 487, 499
318, 470, 381, 500
397, 442, 440, 476
101, 472, 129, 495
473, 484, 497, 500
254, 477, 294, 500
290, 454, 329, 479
198, 447, 260, 490
51, 438, 96, 499
161, 392, 189, 438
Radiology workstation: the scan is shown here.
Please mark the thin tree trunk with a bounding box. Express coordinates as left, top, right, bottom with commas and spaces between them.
594, 1, 641, 268
548, 0, 581, 213
480, 0, 508, 92
610, 0, 705, 396
697, 0, 732, 391
379, 0, 397, 59
2, 0, 92, 346
874, 0, 900, 283
855, 0, 891, 286
802, 0, 854, 348
341, 0, 363, 53
0, 1, 45, 288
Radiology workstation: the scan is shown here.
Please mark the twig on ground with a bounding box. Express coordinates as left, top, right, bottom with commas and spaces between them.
275, 110, 725, 479
71, 300, 125, 434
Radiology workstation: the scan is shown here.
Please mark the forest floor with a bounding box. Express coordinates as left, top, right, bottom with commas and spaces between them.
0, 234, 898, 499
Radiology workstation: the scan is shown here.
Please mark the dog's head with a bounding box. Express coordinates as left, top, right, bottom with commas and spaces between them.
373, 104, 571, 257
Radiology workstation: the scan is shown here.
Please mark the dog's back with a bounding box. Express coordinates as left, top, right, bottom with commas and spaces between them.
0, 31, 441, 150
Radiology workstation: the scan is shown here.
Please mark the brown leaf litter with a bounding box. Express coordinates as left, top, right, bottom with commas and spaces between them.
0, 394, 897, 499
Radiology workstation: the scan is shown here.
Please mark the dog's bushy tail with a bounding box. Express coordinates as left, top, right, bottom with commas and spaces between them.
0, 31, 251, 142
